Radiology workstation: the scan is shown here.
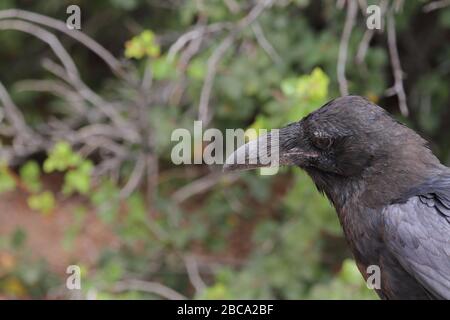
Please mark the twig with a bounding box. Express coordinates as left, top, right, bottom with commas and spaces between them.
198, 34, 235, 124
356, 0, 388, 65
0, 20, 138, 142
75, 123, 127, 141
167, 22, 231, 61
337, 0, 346, 10
0, 9, 126, 78
184, 255, 206, 295
386, 8, 409, 116
0, 80, 31, 136
251, 22, 282, 64
337, 0, 358, 96
224, 0, 241, 13
198, 0, 276, 125
120, 153, 146, 198
40, 58, 139, 143
16, 79, 88, 115
394, 0, 404, 13
423, 0, 450, 12
114, 279, 187, 300
172, 172, 239, 204
357, 0, 368, 11
0, 20, 79, 79
355, 30, 374, 65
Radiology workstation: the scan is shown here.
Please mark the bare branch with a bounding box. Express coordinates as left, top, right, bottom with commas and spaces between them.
75, 123, 126, 141
224, 0, 241, 13
337, 0, 346, 10
16, 79, 88, 115
251, 22, 282, 64
423, 0, 450, 12
356, 0, 388, 66
114, 279, 187, 300
337, 0, 358, 96
41, 59, 139, 143
167, 22, 231, 61
173, 172, 239, 204
0, 80, 31, 136
198, 34, 235, 125
0, 19, 80, 80
0, 9, 125, 78
355, 30, 374, 65
0, 20, 138, 142
0, 80, 46, 163
198, 0, 276, 125
394, 0, 404, 13
184, 255, 206, 295
120, 153, 147, 198
357, 0, 368, 12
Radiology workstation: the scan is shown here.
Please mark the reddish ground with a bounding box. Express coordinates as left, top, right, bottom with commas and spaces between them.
0, 190, 119, 274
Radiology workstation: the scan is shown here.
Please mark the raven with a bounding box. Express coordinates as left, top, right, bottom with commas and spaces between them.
223, 96, 450, 300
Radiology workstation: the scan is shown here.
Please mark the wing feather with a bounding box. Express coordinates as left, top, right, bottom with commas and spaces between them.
383, 195, 450, 299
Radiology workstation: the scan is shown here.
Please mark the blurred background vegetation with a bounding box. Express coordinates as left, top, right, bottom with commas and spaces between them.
0, 0, 448, 299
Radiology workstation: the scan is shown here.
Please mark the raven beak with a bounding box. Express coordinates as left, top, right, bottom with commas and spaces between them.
223, 123, 312, 172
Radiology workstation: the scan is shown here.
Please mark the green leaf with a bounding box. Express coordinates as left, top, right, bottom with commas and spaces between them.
19, 161, 41, 193
0, 164, 16, 193
44, 141, 81, 173
125, 30, 160, 60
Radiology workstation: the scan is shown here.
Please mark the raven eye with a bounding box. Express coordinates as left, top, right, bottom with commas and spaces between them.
313, 132, 333, 150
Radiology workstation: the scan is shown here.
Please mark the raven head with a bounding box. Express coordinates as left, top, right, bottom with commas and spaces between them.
224, 95, 441, 207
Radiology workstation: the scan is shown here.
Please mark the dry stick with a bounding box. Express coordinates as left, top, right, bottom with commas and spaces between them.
0, 80, 43, 160
356, 0, 388, 66
92, 157, 124, 179
75, 123, 128, 141
43, 59, 139, 143
80, 136, 128, 157
0, 20, 138, 143
120, 153, 146, 198
42, 59, 139, 145
356, 0, 369, 65
337, 0, 358, 96
135, 62, 159, 210
172, 172, 239, 204
224, 0, 241, 13
423, 0, 450, 12
169, 19, 206, 106
16, 79, 88, 115
355, 29, 374, 65
357, 0, 368, 11
0, 81, 31, 136
394, 0, 404, 13
146, 150, 159, 212
198, 34, 235, 125
337, 0, 346, 10
184, 255, 207, 295
251, 22, 282, 64
387, 9, 409, 117
198, 0, 276, 125
114, 279, 187, 300
0, 20, 79, 79
167, 22, 231, 61
0, 9, 125, 78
